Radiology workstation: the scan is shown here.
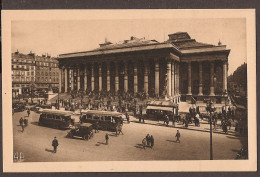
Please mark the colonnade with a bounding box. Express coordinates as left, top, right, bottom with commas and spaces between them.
185, 61, 228, 96
59, 58, 180, 99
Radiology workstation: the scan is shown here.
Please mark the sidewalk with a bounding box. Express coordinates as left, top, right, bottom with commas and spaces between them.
129, 115, 242, 137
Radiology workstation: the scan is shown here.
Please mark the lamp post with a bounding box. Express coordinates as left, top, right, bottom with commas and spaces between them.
223, 90, 227, 118
206, 99, 216, 160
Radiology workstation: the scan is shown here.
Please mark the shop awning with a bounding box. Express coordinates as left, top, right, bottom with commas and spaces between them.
146, 105, 173, 112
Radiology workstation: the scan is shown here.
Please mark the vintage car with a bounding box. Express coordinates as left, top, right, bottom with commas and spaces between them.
12, 102, 26, 113
38, 104, 52, 109
80, 110, 123, 131
67, 123, 94, 140
38, 109, 75, 129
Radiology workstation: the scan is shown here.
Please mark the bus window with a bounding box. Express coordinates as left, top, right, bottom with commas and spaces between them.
55, 115, 61, 120
93, 116, 99, 121
47, 114, 53, 119
105, 116, 112, 122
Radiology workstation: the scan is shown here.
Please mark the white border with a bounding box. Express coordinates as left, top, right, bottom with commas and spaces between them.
2, 9, 256, 172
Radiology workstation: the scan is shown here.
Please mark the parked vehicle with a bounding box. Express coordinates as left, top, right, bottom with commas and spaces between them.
12, 102, 26, 113
38, 109, 75, 129
80, 110, 123, 131
145, 100, 177, 120
67, 123, 94, 140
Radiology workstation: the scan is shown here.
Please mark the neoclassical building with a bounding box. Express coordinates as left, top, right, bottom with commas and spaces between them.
58, 32, 230, 104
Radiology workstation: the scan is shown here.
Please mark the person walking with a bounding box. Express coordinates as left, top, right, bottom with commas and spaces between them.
21, 119, 25, 133
125, 112, 130, 124
142, 138, 147, 150
27, 109, 30, 117
52, 137, 59, 153
19, 117, 23, 126
105, 133, 109, 145
118, 124, 124, 135
150, 135, 154, 149
175, 130, 181, 143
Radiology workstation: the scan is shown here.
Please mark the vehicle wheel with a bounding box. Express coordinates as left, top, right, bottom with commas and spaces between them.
83, 135, 88, 140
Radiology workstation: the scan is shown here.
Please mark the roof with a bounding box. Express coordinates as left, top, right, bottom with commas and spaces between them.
40, 109, 73, 116
147, 100, 177, 107
146, 105, 174, 112
59, 42, 179, 59
80, 123, 93, 127
167, 32, 230, 55
81, 110, 122, 116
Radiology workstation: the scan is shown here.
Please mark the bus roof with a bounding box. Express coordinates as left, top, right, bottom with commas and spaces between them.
81, 110, 122, 117
40, 109, 73, 116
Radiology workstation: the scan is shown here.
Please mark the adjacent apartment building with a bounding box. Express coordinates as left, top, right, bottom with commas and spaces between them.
12, 51, 59, 98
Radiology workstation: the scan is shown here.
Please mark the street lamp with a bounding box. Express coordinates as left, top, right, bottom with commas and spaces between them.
223, 90, 228, 118
206, 99, 216, 160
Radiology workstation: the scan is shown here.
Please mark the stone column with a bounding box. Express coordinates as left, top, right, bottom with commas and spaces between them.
64, 68, 68, 93
198, 62, 203, 96
124, 61, 128, 92
144, 61, 149, 94
171, 61, 175, 97
59, 68, 62, 93
223, 61, 227, 93
106, 62, 110, 92
71, 68, 74, 91
98, 63, 102, 91
115, 62, 119, 93
134, 62, 138, 93
187, 62, 192, 95
84, 65, 87, 91
77, 67, 80, 91
91, 63, 95, 91
155, 59, 160, 96
167, 59, 172, 97
210, 62, 215, 96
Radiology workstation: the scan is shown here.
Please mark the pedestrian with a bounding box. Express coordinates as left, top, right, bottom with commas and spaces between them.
52, 137, 59, 153
126, 112, 130, 123
19, 117, 23, 126
172, 115, 176, 127
118, 124, 124, 135
175, 130, 181, 143
142, 138, 147, 149
150, 135, 154, 149
21, 119, 25, 133
146, 134, 150, 146
105, 133, 109, 145
94, 122, 99, 133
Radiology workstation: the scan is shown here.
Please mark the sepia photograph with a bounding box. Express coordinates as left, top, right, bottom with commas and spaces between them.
2, 10, 256, 172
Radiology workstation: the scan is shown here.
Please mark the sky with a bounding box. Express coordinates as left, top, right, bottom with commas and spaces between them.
11, 18, 246, 75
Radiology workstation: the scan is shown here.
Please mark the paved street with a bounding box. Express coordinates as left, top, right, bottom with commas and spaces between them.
13, 110, 247, 162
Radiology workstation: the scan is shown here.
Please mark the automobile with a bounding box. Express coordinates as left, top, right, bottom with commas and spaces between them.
38, 104, 52, 109
80, 110, 123, 131
30, 106, 41, 113
12, 103, 26, 113
38, 109, 75, 129
67, 123, 94, 140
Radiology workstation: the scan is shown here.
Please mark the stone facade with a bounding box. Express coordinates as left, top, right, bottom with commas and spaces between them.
58, 32, 230, 104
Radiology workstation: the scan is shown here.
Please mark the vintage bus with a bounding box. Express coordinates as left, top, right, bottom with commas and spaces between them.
80, 110, 123, 131
38, 109, 75, 129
